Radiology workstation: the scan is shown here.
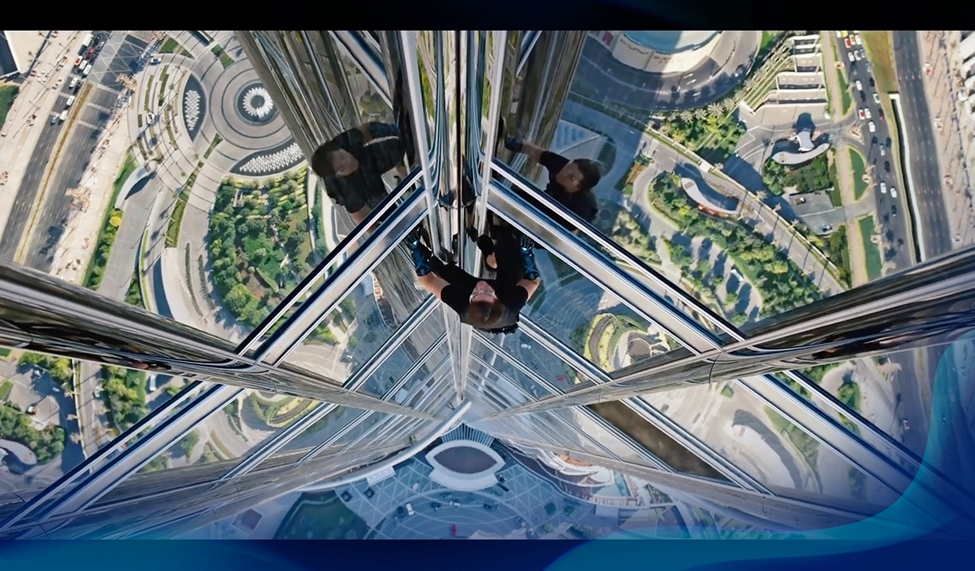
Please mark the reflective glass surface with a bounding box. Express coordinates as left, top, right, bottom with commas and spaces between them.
1, 30, 972, 541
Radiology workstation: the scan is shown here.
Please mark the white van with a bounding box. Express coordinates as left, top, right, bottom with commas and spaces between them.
82, 63, 92, 77
68, 77, 78, 90
58, 111, 67, 123
65, 95, 76, 108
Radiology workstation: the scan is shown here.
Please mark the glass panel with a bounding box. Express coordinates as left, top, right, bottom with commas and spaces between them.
352, 312, 444, 398
277, 405, 365, 455
0, 348, 202, 500
138, 387, 321, 474
391, 349, 449, 403
482, 333, 598, 393
641, 376, 894, 507
284, 245, 431, 384
548, 407, 655, 467
522, 255, 681, 375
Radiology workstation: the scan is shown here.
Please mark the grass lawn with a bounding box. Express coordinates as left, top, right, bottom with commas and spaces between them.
158, 37, 180, 54
0, 84, 20, 130
157, 67, 169, 107
0, 380, 12, 401
203, 134, 222, 159
143, 75, 153, 111
836, 67, 853, 115
275, 493, 370, 540
858, 216, 883, 280
211, 45, 234, 69
165, 169, 199, 247
861, 32, 897, 95
850, 149, 869, 200
825, 225, 852, 288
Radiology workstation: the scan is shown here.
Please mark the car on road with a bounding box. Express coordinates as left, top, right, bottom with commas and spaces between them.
74, 55, 83, 68
868, 121, 876, 133
68, 77, 78, 90
884, 160, 891, 172
868, 77, 875, 88
147, 112, 155, 124
874, 92, 881, 104
880, 146, 886, 156
854, 34, 862, 45
890, 187, 898, 198
855, 80, 863, 91
859, 109, 866, 120
405, 503, 414, 516
892, 205, 898, 217
844, 37, 853, 48
854, 51, 862, 61
51, 114, 59, 125
151, 56, 161, 64
878, 108, 885, 120
66, 95, 75, 108
848, 52, 855, 62
82, 63, 92, 77
864, 108, 872, 119
867, 62, 873, 73
880, 182, 887, 194
58, 111, 67, 123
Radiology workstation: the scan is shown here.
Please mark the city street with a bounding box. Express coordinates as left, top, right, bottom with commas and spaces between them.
891, 32, 952, 261
836, 33, 913, 273
573, 33, 761, 112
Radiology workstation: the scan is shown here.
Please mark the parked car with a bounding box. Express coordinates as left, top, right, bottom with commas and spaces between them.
874, 92, 881, 104
405, 503, 414, 516
890, 187, 898, 198
855, 80, 863, 91
868, 121, 876, 133
880, 182, 887, 194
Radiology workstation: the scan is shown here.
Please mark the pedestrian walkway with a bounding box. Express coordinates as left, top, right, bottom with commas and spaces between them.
920, 31, 975, 248
50, 100, 132, 285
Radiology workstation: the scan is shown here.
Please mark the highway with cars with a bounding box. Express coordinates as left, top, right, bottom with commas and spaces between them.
835, 31, 912, 271
891, 31, 953, 260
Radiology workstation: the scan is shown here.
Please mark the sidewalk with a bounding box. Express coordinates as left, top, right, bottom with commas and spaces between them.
920, 31, 975, 248
49, 102, 132, 285
0, 31, 84, 237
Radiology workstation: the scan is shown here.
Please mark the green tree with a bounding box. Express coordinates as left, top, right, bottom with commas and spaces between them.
179, 430, 200, 457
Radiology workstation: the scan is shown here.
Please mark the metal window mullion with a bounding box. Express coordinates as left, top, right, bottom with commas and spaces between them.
471, 354, 648, 468
487, 178, 712, 352
399, 357, 451, 409
517, 32, 541, 76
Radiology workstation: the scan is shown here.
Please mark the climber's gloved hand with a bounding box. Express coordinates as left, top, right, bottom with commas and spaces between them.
409, 239, 434, 277
367, 122, 400, 140
518, 235, 539, 281
504, 136, 524, 153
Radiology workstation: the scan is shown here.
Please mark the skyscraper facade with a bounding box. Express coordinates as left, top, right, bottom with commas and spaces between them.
0, 31, 972, 539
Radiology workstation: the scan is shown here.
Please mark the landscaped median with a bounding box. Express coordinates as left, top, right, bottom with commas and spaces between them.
83, 150, 137, 290
857, 215, 884, 281
0, 83, 20, 130
165, 163, 202, 247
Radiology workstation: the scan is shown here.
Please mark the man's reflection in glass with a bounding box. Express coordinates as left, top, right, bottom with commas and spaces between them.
503, 135, 601, 235
310, 122, 408, 226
